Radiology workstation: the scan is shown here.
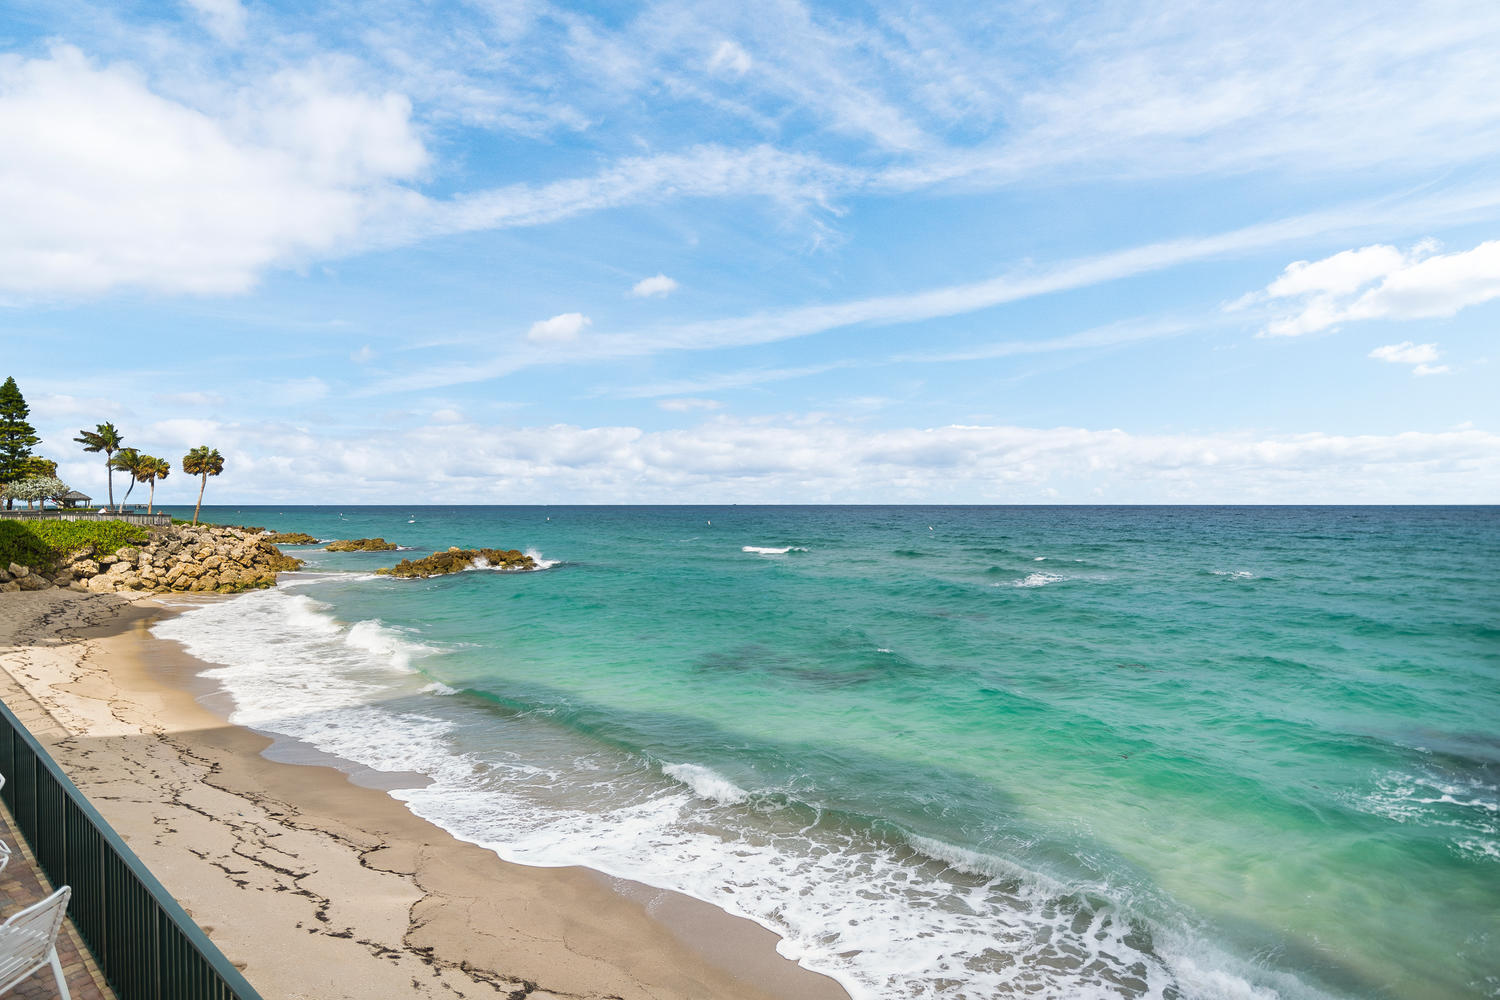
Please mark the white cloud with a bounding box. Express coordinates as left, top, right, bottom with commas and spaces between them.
430, 408, 465, 423
630, 273, 680, 298
69, 417, 1499, 504
351, 345, 375, 363
0, 46, 427, 298
708, 41, 752, 76
182, 0, 247, 44
11, 6, 1500, 305
1370, 341, 1451, 376
657, 398, 723, 411
1369, 341, 1439, 364
526, 312, 591, 343
1268, 245, 1409, 299
1253, 239, 1500, 336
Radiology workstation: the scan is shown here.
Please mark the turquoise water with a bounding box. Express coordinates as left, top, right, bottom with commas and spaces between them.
153, 506, 1500, 1000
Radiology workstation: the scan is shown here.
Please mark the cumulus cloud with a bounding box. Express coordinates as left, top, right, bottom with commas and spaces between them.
629, 273, 680, 298
1251, 239, 1500, 336
0, 46, 427, 298
54, 414, 1495, 505
527, 312, 591, 343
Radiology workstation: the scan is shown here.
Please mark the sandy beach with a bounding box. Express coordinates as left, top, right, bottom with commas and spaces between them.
0, 588, 850, 1000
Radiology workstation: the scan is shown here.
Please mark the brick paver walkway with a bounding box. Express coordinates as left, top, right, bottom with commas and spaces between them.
0, 802, 114, 1000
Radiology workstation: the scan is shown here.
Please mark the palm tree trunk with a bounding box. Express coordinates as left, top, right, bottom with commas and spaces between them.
105, 456, 115, 510
147, 480, 155, 515
193, 474, 206, 525
121, 477, 137, 507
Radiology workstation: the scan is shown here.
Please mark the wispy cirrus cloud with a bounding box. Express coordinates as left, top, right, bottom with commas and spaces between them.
365, 185, 1500, 394
9, 2, 1500, 301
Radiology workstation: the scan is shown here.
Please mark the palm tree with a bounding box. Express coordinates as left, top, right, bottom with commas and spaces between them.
109, 448, 145, 507
182, 446, 223, 525
74, 422, 124, 509
136, 455, 170, 514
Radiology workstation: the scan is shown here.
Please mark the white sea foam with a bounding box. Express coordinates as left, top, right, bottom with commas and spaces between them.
421, 681, 459, 696
525, 548, 561, 569
1348, 770, 1499, 866
1211, 570, 1256, 579
1034, 556, 1046, 561
344, 618, 433, 672
152, 589, 441, 731
742, 545, 807, 555
1010, 572, 1065, 588
662, 762, 749, 804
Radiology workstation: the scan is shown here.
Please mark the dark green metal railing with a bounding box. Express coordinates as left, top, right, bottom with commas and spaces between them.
0, 697, 262, 1000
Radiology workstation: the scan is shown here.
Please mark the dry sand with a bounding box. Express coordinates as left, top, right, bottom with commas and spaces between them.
0, 589, 851, 1000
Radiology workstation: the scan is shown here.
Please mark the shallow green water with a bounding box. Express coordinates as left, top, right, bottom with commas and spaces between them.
157, 505, 1500, 999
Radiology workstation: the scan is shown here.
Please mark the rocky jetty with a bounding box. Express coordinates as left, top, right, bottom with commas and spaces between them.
326, 537, 397, 552
0, 524, 303, 594
265, 531, 320, 545
376, 546, 535, 578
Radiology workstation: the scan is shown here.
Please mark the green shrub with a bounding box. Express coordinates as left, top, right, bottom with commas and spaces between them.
0, 520, 150, 570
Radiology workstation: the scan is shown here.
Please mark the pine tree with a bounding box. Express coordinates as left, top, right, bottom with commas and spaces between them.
0, 376, 41, 510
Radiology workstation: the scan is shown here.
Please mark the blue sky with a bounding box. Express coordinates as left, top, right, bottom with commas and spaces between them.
2, 0, 1497, 503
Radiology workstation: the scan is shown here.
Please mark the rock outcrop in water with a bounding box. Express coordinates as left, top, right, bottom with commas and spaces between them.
265, 531, 320, 544
0, 524, 303, 594
326, 537, 398, 552
376, 546, 534, 578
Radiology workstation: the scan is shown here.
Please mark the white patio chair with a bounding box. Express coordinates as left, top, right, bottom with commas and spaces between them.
0, 774, 8, 874
0, 886, 72, 999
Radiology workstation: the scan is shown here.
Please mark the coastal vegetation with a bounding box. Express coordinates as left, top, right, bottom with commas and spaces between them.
377, 547, 535, 578
182, 445, 223, 525
326, 537, 397, 551
0, 519, 148, 572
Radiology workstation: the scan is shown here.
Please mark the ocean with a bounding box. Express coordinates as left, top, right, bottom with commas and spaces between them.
150, 506, 1499, 1000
